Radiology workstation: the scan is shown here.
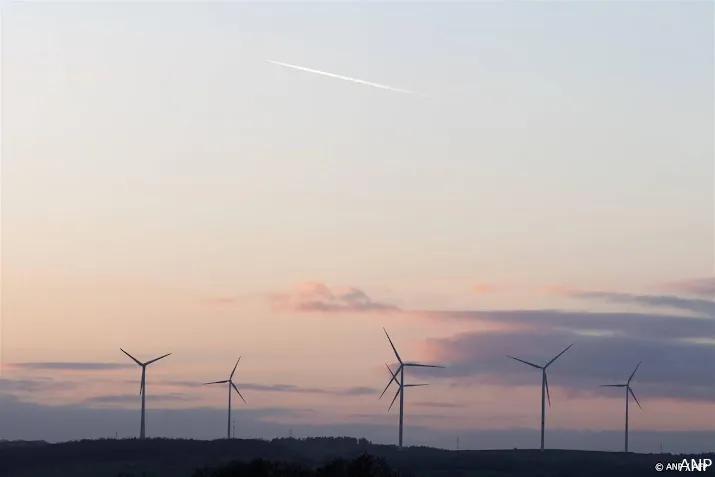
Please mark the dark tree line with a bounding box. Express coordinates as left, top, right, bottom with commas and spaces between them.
191, 454, 403, 477
0, 437, 711, 477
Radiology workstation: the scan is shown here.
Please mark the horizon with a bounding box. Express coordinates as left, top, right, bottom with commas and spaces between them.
1, 1, 713, 455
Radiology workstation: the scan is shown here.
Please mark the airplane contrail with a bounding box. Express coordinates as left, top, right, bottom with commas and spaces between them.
266, 60, 429, 99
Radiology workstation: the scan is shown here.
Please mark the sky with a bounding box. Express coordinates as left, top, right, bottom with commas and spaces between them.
1, 1, 714, 453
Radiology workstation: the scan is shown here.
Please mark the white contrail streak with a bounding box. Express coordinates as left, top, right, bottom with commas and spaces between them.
266, 60, 429, 99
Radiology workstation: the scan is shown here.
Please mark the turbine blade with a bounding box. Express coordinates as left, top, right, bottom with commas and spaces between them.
139, 379, 144, 396
379, 363, 400, 399
230, 357, 241, 380
544, 372, 551, 407
379, 378, 397, 400
627, 361, 642, 384
146, 353, 171, 365
599, 384, 626, 387
204, 380, 229, 385
545, 342, 575, 368
383, 328, 403, 364
405, 384, 428, 387
506, 355, 542, 369
403, 363, 445, 369
386, 362, 397, 377
628, 386, 642, 410
231, 382, 246, 404
120, 349, 143, 367
388, 386, 401, 411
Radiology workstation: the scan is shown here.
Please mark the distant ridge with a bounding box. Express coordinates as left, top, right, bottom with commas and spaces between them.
0, 440, 49, 448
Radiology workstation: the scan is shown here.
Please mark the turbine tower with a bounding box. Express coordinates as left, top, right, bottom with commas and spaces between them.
380, 328, 444, 449
506, 343, 574, 451
600, 361, 642, 453
120, 348, 171, 439
203, 357, 246, 439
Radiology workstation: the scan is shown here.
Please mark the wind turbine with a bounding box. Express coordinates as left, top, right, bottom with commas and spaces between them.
506, 343, 574, 451
120, 348, 171, 439
380, 328, 444, 449
600, 361, 642, 453
203, 357, 246, 439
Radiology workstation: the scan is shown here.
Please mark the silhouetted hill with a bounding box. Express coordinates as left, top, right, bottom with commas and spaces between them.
0, 440, 50, 449
0, 437, 711, 477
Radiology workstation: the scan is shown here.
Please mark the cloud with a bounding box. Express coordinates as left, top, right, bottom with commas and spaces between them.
412, 309, 715, 403
160, 380, 204, 389
412, 401, 463, 409
269, 282, 399, 314
339, 386, 378, 396
237, 383, 379, 397
569, 291, 715, 317
538, 284, 586, 295
423, 308, 715, 340
239, 383, 328, 394
9, 362, 134, 371
161, 380, 320, 393
82, 393, 200, 405
347, 412, 465, 422
659, 277, 715, 298
238, 383, 379, 397
162, 380, 378, 397
0, 378, 75, 393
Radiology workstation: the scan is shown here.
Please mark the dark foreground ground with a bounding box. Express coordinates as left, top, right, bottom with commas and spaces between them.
0, 437, 712, 477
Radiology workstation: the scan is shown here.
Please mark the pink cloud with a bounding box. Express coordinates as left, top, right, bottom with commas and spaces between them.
8, 362, 134, 372
471, 283, 495, 294
538, 283, 586, 295
269, 282, 399, 314
658, 277, 715, 298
